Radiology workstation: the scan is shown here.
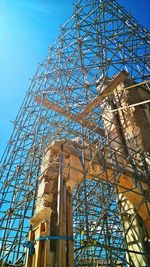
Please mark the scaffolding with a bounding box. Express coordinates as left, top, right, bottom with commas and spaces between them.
0, 0, 150, 266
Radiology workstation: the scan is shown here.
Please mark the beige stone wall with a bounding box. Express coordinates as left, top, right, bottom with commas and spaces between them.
120, 194, 149, 267
102, 80, 150, 155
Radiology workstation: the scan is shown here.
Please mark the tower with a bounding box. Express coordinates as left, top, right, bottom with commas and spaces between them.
0, 0, 150, 266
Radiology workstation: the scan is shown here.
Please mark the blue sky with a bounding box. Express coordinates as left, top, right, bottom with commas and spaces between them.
0, 0, 150, 157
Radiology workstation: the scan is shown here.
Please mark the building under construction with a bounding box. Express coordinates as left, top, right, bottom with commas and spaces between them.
0, 0, 150, 266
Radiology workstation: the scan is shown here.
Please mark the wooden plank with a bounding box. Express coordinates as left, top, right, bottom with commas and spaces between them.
44, 222, 51, 267
34, 223, 43, 267
62, 185, 67, 267
56, 153, 64, 267
81, 70, 128, 118
66, 190, 74, 267
35, 95, 105, 136
25, 230, 35, 267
